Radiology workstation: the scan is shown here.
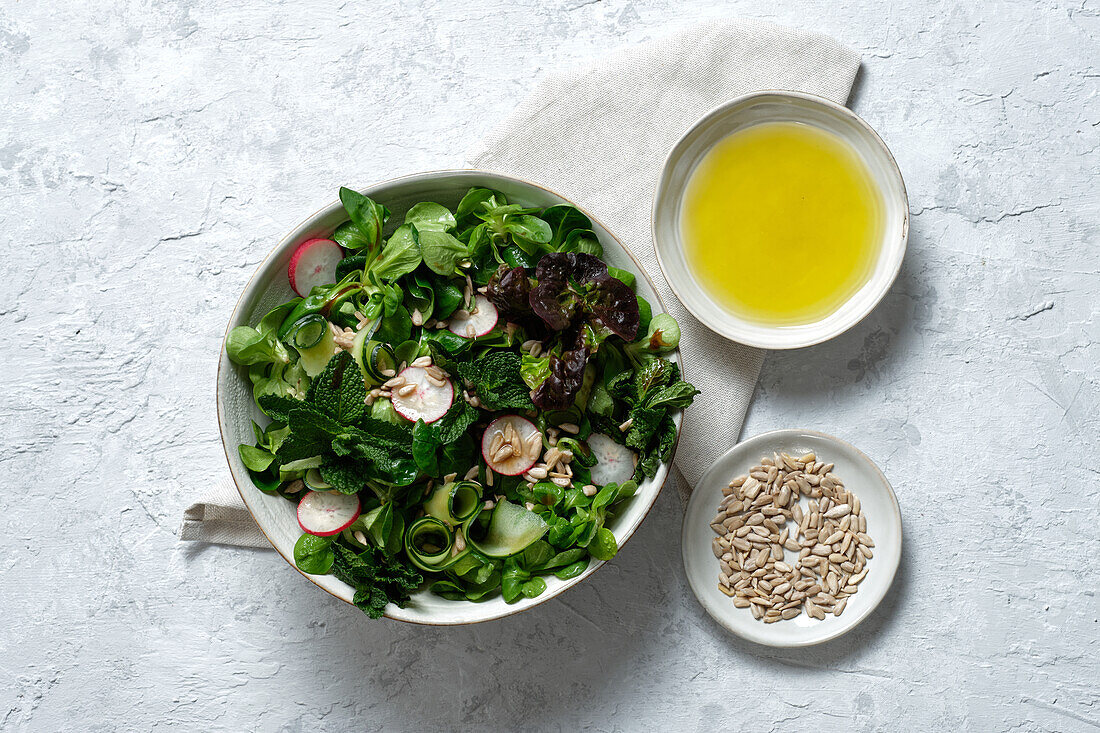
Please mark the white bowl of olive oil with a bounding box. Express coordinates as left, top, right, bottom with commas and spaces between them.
652, 91, 908, 349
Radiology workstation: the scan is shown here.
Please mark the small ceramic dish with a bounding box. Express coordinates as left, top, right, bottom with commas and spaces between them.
652, 91, 909, 349
682, 429, 902, 647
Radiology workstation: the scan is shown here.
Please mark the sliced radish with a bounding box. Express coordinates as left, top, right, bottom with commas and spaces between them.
288, 238, 343, 297
448, 294, 499, 338
297, 490, 361, 536
587, 433, 637, 486
482, 415, 540, 476
390, 366, 453, 424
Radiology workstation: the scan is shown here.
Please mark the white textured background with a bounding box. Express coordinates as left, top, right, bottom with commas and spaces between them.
2, 1, 1098, 730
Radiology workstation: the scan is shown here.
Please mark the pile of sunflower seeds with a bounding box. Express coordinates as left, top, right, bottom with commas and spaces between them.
711, 451, 874, 623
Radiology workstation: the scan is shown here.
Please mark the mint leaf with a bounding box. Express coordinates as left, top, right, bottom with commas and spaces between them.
257, 393, 301, 423
331, 427, 419, 485
453, 351, 532, 411
319, 458, 370, 494
435, 400, 478, 444
306, 351, 365, 425
351, 417, 414, 453
331, 542, 422, 619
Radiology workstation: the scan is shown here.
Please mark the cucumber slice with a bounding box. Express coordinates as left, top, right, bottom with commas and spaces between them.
424, 481, 482, 525
351, 334, 396, 385
281, 455, 322, 472
466, 500, 548, 558
288, 314, 327, 349
366, 342, 397, 382
404, 516, 454, 572
303, 467, 332, 491
404, 517, 479, 574
296, 323, 337, 377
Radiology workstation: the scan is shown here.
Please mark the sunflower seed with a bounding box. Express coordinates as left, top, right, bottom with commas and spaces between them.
713, 451, 872, 623
721, 497, 744, 513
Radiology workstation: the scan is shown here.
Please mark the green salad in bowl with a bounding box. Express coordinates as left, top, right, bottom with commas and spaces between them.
222, 175, 697, 621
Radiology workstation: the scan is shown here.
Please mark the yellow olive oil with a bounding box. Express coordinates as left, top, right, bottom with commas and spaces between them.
680, 121, 884, 326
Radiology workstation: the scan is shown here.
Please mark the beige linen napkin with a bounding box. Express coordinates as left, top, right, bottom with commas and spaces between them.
180, 478, 270, 547
180, 19, 860, 545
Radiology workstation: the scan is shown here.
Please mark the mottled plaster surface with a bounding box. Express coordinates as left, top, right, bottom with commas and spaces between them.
1, 1, 1097, 731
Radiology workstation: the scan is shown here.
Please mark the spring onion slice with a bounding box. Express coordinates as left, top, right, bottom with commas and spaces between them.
466, 500, 548, 558
424, 481, 482, 525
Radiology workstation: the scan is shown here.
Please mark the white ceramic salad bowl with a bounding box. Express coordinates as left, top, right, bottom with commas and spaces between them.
217, 170, 682, 624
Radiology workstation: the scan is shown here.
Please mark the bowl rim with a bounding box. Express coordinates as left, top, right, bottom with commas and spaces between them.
651, 89, 910, 350
216, 168, 684, 624
681, 427, 903, 647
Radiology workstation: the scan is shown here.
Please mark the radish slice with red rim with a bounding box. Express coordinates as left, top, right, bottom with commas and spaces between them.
448, 294, 499, 338
587, 433, 637, 486
288, 238, 343, 297
390, 366, 454, 424
297, 490, 361, 536
482, 415, 541, 476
